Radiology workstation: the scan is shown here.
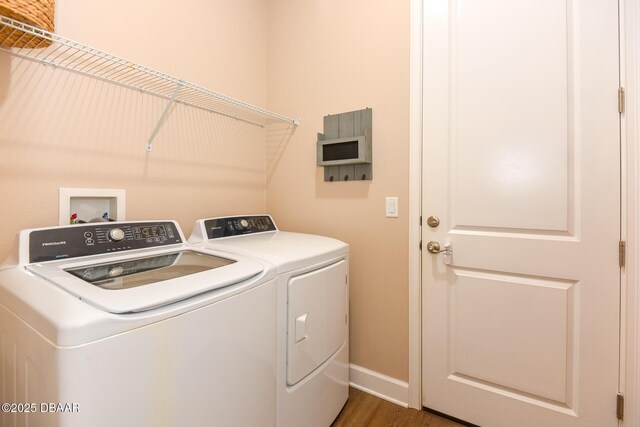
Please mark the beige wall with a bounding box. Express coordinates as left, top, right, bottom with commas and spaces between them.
0, 0, 269, 259
0, 0, 412, 384
266, 1, 410, 381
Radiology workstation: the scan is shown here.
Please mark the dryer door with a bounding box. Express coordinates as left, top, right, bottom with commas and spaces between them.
287, 259, 347, 386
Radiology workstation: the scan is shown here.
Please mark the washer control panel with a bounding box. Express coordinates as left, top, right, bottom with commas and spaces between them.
29, 222, 182, 263
204, 216, 277, 239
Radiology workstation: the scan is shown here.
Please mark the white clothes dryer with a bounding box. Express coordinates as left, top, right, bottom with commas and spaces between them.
189, 215, 349, 427
0, 220, 277, 427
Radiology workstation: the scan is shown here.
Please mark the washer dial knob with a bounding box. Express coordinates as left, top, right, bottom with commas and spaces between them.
108, 228, 125, 242
239, 219, 249, 228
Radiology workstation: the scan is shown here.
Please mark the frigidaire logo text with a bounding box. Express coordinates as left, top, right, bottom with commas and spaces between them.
42, 241, 67, 246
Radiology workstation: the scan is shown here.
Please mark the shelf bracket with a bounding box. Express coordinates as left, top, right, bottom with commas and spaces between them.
147, 82, 184, 151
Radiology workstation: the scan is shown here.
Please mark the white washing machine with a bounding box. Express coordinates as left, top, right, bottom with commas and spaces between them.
189, 215, 349, 427
0, 220, 278, 427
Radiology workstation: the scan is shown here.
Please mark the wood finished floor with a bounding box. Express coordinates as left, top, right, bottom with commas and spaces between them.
331, 387, 464, 427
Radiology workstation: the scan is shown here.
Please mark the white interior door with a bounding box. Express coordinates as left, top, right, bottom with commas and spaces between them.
421, 1, 621, 426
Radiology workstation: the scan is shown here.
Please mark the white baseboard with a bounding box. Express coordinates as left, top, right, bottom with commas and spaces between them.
349, 364, 409, 408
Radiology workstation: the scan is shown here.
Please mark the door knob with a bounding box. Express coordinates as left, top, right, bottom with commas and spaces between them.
426, 241, 443, 254
426, 240, 453, 265
426, 241, 453, 254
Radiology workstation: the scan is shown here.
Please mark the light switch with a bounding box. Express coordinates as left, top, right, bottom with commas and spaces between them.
386, 197, 399, 218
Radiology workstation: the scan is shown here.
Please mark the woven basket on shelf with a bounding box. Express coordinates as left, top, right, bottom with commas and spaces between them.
0, 0, 54, 48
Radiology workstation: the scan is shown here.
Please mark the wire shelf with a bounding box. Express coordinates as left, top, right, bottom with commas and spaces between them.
0, 14, 299, 150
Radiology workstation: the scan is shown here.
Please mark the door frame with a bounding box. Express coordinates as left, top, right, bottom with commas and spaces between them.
407, 1, 640, 425
407, 0, 424, 410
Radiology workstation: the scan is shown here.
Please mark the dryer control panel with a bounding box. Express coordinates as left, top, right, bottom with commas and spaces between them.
28, 222, 183, 263
204, 216, 277, 239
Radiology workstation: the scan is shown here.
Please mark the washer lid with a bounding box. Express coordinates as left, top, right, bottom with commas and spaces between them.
27, 249, 264, 313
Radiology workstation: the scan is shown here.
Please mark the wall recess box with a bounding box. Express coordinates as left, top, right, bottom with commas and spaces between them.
58, 188, 126, 225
